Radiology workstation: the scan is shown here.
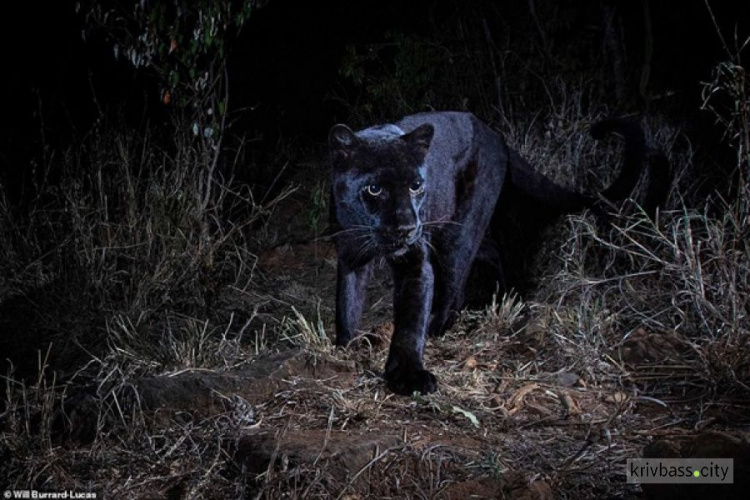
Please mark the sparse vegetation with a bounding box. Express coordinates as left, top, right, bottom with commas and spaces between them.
2, 1, 748, 498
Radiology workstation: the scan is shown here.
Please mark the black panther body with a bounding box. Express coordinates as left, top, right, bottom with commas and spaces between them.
328, 112, 649, 395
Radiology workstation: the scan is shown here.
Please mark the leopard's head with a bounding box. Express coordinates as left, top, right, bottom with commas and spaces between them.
328, 123, 434, 258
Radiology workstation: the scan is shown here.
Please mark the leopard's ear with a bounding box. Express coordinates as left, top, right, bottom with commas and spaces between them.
402, 123, 434, 152
329, 124, 359, 150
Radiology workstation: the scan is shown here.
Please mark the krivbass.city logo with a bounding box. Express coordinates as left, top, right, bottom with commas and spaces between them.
626, 458, 733, 484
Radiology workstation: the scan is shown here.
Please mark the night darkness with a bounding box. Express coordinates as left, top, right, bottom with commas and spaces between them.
2, 1, 745, 162
1, 1, 749, 497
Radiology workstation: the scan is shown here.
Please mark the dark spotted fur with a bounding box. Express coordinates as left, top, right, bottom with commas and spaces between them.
328, 112, 654, 395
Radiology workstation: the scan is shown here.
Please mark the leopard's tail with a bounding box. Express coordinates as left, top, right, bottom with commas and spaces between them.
592, 117, 648, 203
506, 117, 662, 213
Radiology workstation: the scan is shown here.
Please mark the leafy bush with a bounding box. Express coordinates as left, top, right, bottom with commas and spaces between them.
78, 0, 265, 147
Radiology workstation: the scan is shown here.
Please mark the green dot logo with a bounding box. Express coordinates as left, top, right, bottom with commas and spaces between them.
693, 470, 700, 478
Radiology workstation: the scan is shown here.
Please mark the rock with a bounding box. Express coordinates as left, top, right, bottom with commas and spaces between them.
441, 478, 503, 499
61, 350, 356, 441
136, 351, 354, 421
237, 429, 402, 482
553, 372, 581, 388
442, 473, 552, 500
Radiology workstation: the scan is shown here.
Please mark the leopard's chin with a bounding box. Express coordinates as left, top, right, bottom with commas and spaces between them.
391, 245, 410, 257
379, 229, 423, 256
376, 237, 413, 257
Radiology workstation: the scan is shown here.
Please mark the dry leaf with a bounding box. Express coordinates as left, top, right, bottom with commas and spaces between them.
561, 391, 582, 416
508, 383, 540, 414
605, 392, 629, 404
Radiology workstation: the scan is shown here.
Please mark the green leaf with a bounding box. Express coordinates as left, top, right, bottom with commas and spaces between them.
410, 392, 428, 404
452, 406, 480, 428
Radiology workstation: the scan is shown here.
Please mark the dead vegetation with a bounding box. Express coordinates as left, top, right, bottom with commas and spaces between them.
3, 144, 749, 498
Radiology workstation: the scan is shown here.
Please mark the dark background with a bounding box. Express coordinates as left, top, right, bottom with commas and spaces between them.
1, 0, 747, 182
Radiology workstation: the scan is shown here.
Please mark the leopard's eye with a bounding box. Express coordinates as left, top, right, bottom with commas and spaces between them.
409, 179, 424, 195
365, 184, 382, 196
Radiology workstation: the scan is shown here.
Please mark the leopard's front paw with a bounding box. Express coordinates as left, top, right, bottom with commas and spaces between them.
385, 367, 438, 395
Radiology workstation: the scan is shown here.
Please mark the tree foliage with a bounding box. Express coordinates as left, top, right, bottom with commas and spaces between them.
77, 0, 266, 145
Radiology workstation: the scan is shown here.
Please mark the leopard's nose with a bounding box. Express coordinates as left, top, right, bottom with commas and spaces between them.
397, 224, 419, 242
